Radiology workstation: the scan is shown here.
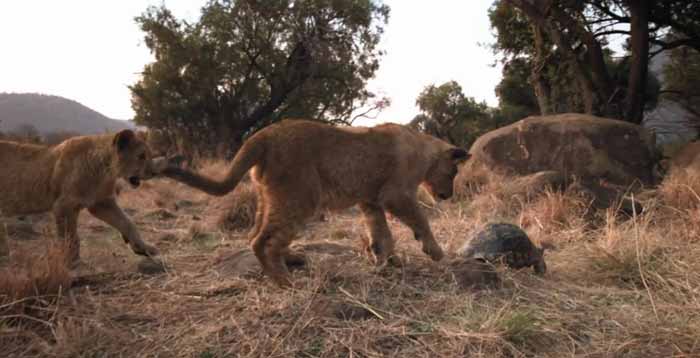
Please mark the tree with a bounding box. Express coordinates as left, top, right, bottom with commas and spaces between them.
494, 57, 540, 119
490, 0, 698, 124
131, 0, 389, 156
9, 124, 41, 143
663, 44, 700, 118
409, 81, 511, 148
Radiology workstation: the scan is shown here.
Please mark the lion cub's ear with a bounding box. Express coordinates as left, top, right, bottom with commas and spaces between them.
113, 129, 136, 152
448, 148, 470, 162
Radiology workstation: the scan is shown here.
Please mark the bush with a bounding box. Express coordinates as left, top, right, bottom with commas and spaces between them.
44, 131, 81, 146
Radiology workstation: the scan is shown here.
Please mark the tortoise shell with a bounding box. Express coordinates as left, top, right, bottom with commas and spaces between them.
459, 223, 546, 274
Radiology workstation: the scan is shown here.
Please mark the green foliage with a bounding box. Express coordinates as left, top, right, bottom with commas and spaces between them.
409, 81, 518, 149
494, 57, 538, 115
663, 45, 700, 117
487, 2, 534, 60
488, 0, 682, 122
498, 310, 540, 346
610, 57, 661, 111
131, 0, 389, 156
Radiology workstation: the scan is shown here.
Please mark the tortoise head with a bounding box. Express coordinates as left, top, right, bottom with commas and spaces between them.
532, 247, 547, 275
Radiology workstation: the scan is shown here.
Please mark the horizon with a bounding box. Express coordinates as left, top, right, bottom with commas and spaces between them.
0, 1, 502, 126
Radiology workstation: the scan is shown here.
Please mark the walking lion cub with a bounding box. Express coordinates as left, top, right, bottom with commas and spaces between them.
0, 130, 164, 264
163, 120, 470, 287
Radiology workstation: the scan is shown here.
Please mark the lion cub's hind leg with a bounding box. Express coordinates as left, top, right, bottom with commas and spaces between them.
251, 222, 298, 287
53, 203, 82, 266
248, 189, 307, 269
247, 185, 266, 243
250, 178, 320, 287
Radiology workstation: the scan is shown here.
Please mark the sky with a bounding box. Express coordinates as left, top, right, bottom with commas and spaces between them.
0, 1, 502, 126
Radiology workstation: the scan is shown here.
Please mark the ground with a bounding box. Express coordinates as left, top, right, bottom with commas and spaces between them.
1, 164, 699, 357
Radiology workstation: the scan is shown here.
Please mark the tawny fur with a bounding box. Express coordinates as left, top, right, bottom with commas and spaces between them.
0, 130, 164, 263
163, 119, 470, 287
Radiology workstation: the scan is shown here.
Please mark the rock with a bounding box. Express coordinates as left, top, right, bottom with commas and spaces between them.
502, 170, 566, 198
144, 209, 177, 221
175, 200, 195, 211
459, 223, 546, 275
468, 113, 659, 187
213, 249, 261, 278
569, 180, 644, 216
2, 219, 39, 240
158, 232, 179, 242
331, 302, 376, 320
137, 258, 168, 275
449, 258, 500, 289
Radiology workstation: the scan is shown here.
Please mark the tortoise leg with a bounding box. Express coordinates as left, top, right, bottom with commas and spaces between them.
533, 247, 547, 275
534, 259, 547, 275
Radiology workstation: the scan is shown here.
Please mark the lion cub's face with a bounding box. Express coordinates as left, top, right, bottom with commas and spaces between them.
113, 130, 163, 188
424, 147, 470, 200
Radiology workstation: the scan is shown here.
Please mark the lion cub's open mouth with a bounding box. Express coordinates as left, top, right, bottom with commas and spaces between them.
128, 176, 141, 188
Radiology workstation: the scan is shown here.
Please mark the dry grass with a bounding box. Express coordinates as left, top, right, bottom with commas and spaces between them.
0, 239, 71, 306
0, 237, 72, 353
179, 159, 260, 232
658, 168, 700, 210
210, 182, 258, 232
518, 188, 592, 245
454, 161, 498, 199
1, 168, 699, 357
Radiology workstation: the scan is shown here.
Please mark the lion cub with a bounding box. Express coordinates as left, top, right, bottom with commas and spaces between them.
163, 120, 470, 287
0, 130, 164, 264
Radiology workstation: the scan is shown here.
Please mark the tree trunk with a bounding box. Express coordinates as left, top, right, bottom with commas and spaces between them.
234, 40, 313, 136
506, 0, 600, 115
548, 5, 615, 116
577, 74, 596, 114
624, 0, 652, 124
530, 24, 553, 115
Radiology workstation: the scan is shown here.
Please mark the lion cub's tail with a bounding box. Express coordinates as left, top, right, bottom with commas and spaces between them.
163, 140, 264, 196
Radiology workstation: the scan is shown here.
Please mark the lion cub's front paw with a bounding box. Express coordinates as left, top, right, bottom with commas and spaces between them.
269, 273, 293, 288
423, 243, 444, 261
387, 255, 403, 267
132, 243, 159, 257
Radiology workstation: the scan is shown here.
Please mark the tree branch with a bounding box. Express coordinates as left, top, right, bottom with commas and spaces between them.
650, 37, 700, 53
588, 2, 630, 22
594, 29, 630, 37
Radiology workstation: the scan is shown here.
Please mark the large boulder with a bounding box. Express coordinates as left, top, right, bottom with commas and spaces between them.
468, 113, 659, 186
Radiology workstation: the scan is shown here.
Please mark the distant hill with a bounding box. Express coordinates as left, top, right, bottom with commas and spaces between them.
0, 93, 134, 135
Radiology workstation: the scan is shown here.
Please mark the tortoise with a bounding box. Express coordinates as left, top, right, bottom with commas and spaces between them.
459, 223, 547, 275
